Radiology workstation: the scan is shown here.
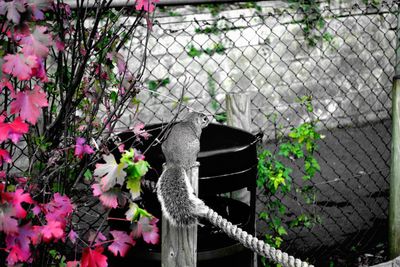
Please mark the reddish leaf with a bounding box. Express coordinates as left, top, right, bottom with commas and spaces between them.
21, 26, 52, 58
0, 116, 30, 144
91, 184, 119, 209
141, 217, 159, 245
66, 261, 80, 267
116, 53, 126, 74
88, 231, 106, 246
99, 192, 118, 209
55, 39, 65, 52
32, 204, 41, 215
11, 85, 48, 124
5, 224, 37, 265
131, 216, 159, 245
81, 247, 108, 267
75, 137, 94, 159
5, 188, 34, 218
68, 229, 78, 244
108, 230, 135, 257
2, 53, 38, 81
0, 148, 11, 165
27, 0, 53, 20
8, 117, 30, 143
0, 206, 18, 234
6, 246, 29, 265
31, 56, 48, 82
135, 0, 159, 12
0, 0, 26, 24
133, 149, 145, 162
91, 183, 102, 197
10, 23, 30, 41
43, 193, 74, 224
0, 78, 14, 94
133, 122, 150, 141
41, 220, 64, 242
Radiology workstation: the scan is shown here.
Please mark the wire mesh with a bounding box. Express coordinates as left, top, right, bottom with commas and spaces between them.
131, 1, 397, 263
1, 1, 397, 265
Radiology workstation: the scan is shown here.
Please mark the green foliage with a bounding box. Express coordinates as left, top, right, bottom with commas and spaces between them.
215, 112, 227, 123
361, 0, 381, 7
158, 6, 181, 16
257, 150, 292, 194
205, 43, 226, 56
187, 43, 226, 58
121, 149, 150, 199
206, 72, 227, 123
195, 24, 221, 35
257, 96, 321, 266
148, 77, 170, 95
194, 19, 243, 35
240, 2, 262, 11
198, 4, 224, 17
187, 44, 203, 58
49, 249, 67, 267
288, 0, 334, 47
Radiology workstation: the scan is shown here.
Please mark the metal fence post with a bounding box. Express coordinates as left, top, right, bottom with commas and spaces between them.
389, 5, 400, 259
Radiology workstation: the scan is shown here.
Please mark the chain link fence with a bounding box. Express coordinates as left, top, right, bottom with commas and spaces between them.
2, 0, 397, 265
131, 0, 398, 264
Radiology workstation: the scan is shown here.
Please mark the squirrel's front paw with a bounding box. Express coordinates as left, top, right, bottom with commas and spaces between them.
191, 161, 200, 168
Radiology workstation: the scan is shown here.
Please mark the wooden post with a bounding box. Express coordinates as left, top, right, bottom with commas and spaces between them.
161, 165, 199, 267
389, 6, 400, 259
226, 92, 251, 205
226, 92, 256, 267
226, 92, 251, 133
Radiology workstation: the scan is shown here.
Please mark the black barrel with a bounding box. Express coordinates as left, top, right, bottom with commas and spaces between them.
109, 123, 260, 267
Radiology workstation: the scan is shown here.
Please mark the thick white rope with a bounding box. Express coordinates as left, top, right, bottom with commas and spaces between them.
196, 205, 314, 267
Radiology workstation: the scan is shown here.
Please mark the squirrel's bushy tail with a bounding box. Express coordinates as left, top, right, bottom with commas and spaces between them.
156, 166, 204, 226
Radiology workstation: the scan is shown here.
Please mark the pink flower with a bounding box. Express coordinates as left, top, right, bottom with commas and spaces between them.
74, 137, 95, 159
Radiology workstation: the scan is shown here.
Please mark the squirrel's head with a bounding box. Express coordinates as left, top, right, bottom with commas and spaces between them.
186, 112, 209, 128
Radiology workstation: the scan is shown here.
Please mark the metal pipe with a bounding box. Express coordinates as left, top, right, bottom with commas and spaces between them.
388, 2, 400, 260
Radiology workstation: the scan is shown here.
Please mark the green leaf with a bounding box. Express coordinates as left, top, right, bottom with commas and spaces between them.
278, 205, 286, 215
259, 212, 268, 220
84, 169, 93, 181
187, 44, 202, 58
148, 80, 158, 91
127, 160, 150, 179
110, 91, 118, 104
277, 225, 287, 236
49, 249, 57, 258
126, 177, 141, 200
274, 236, 283, 248
121, 148, 135, 164
215, 112, 227, 123
125, 202, 151, 221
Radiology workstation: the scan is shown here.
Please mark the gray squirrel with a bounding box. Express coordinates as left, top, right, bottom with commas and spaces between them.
156, 112, 209, 226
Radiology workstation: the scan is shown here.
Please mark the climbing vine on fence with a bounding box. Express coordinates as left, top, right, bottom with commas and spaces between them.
288, 0, 334, 46
257, 96, 322, 266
